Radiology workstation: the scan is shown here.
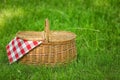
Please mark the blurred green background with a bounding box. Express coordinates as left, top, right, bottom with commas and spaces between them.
0, 0, 119, 80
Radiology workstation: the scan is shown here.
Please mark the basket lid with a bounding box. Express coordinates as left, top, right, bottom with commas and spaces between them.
16, 19, 76, 42
16, 31, 76, 42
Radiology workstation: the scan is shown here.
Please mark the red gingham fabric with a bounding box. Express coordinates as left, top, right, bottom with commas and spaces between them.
6, 37, 42, 64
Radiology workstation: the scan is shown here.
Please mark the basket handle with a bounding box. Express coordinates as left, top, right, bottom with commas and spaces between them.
44, 18, 50, 43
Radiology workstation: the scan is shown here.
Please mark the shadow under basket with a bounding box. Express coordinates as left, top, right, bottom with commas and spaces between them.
16, 19, 77, 66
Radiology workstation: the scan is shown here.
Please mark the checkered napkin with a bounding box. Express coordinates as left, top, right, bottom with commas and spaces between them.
6, 37, 42, 64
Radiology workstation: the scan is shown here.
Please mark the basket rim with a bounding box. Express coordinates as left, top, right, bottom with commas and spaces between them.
16, 31, 76, 43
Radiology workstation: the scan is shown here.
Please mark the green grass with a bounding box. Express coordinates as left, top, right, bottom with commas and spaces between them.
0, 0, 119, 80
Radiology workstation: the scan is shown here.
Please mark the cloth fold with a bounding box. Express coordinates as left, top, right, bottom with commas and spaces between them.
6, 37, 42, 64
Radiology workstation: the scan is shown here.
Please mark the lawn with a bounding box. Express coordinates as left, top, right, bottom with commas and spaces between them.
0, 0, 119, 80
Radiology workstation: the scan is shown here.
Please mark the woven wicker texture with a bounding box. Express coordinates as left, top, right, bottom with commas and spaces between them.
16, 19, 77, 65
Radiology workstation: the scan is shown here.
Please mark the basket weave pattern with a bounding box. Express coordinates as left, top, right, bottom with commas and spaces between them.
19, 40, 76, 65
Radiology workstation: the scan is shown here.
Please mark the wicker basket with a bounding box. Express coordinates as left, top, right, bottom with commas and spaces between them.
16, 19, 77, 65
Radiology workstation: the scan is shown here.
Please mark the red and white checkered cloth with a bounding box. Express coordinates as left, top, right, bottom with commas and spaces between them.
6, 37, 42, 64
